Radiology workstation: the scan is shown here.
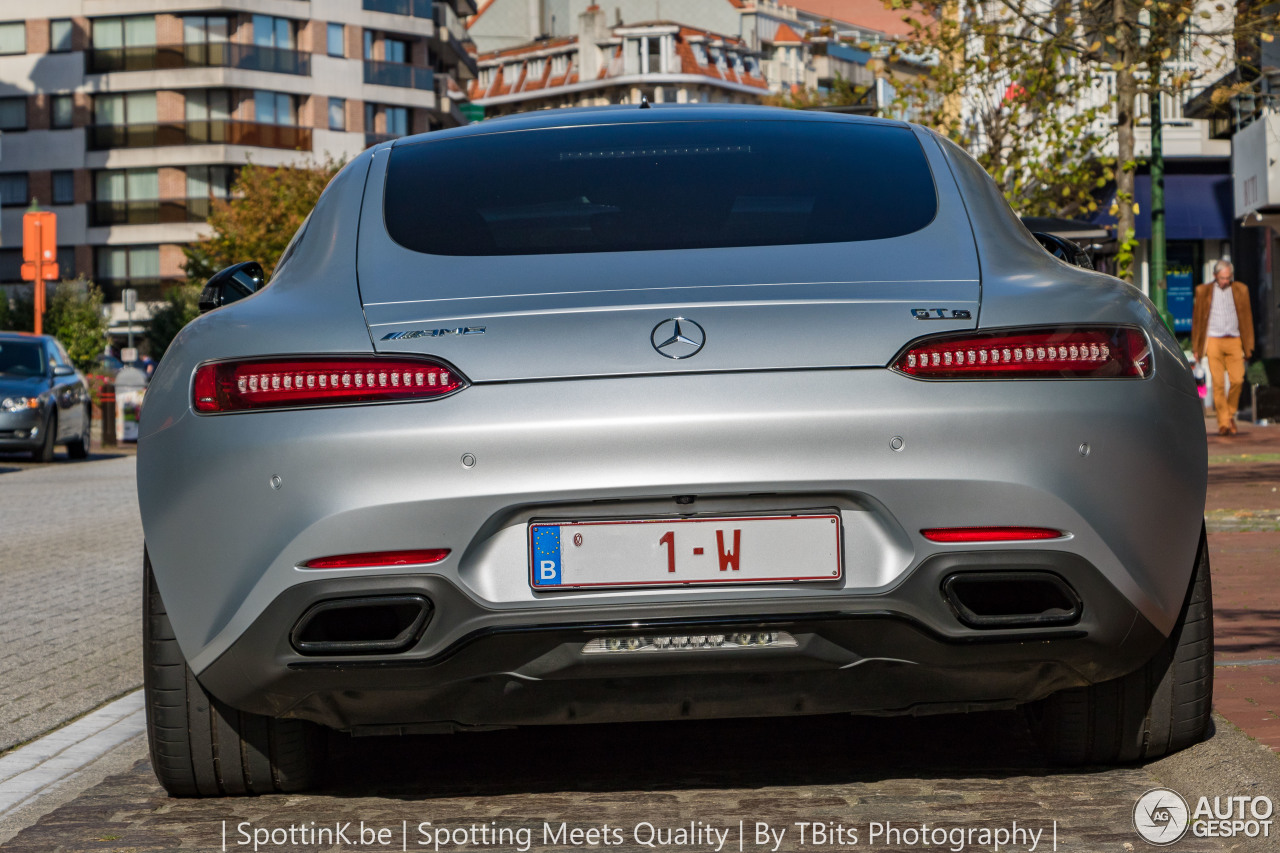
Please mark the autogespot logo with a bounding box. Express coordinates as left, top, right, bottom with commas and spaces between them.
1134, 788, 1190, 845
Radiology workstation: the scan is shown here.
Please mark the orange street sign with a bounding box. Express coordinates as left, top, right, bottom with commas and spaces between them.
22, 211, 57, 335
20, 261, 59, 281
22, 211, 56, 263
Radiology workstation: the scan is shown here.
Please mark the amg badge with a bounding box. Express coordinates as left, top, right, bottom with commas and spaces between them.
381, 326, 486, 340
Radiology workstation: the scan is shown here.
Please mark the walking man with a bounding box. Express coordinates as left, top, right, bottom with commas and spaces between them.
1192, 260, 1254, 435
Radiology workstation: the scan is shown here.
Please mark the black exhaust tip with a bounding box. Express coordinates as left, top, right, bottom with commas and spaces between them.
941, 571, 1081, 629
290, 595, 431, 655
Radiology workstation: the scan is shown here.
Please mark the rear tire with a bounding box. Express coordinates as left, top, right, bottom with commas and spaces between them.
30, 411, 56, 463
1028, 526, 1213, 764
66, 406, 90, 459
143, 549, 324, 796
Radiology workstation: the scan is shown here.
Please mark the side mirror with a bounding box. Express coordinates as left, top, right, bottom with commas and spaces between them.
52, 365, 75, 377
1031, 232, 1094, 270
198, 261, 265, 314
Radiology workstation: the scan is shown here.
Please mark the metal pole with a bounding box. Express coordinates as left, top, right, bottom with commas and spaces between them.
33, 220, 43, 336
1149, 67, 1173, 331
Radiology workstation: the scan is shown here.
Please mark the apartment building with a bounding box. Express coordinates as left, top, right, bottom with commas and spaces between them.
0, 0, 477, 339
470, 11, 769, 114
467, 0, 924, 111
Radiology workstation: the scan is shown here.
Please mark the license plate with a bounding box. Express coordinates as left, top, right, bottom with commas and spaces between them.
529, 513, 842, 590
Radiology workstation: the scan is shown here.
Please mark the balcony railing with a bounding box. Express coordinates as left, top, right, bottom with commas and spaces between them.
87, 43, 310, 75
433, 2, 477, 78
363, 59, 434, 90
90, 197, 214, 227
362, 0, 433, 18
89, 120, 312, 151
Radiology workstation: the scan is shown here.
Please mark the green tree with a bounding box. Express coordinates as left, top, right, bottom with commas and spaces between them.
147, 284, 202, 360
44, 279, 109, 370
183, 157, 341, 285
885, 1, 1113, 221
887, 0, 1280, 283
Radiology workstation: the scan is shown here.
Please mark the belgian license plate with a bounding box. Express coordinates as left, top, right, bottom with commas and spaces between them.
529, 513, 842, 590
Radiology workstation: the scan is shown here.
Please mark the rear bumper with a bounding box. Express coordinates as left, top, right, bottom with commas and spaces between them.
197, 549, 1168, 731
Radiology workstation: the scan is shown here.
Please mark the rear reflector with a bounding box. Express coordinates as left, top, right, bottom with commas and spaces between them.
893, 327, 1151, 379
922, 527, 1063, 543
193, 357, 464, 413
301, 549, 451, 569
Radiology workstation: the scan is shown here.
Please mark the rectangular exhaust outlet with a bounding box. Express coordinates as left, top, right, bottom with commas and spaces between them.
941, 572, 1082, 629
290, 595, 431, 655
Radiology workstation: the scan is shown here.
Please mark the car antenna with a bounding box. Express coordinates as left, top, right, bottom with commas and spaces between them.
639, 95, 651, 109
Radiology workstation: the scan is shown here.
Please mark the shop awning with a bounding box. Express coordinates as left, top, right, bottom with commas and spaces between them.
1092, 172, 1233, 240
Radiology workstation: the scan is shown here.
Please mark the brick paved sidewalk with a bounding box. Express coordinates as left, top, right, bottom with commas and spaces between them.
1204, 417, 1280, 751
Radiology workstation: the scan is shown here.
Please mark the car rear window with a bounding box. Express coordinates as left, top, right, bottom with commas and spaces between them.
383, 120, 937, 256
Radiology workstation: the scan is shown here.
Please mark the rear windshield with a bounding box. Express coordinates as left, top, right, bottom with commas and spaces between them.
383, 120, 937, 256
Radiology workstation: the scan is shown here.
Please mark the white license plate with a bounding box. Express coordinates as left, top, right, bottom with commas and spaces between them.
529, 513, 842, 590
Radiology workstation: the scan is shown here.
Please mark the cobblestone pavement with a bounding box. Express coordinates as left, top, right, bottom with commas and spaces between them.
0, 455, 142, 753
0, 711, 1246, 852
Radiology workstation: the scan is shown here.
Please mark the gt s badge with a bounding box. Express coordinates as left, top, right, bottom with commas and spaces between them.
911, 308, 972, 320
381, 326, 485, 340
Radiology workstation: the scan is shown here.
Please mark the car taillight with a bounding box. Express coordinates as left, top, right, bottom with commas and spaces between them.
192, 357, 465, 413
922, 527, 1064, 543
301, 549, 450, 569
892, 327, 1151, 379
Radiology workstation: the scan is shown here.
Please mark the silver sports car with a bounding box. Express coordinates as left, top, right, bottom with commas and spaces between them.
137, 106, 1209, 797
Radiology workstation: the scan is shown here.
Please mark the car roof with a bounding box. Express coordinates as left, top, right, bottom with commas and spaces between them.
0, 332, 51, 343
387, 103, 914, 150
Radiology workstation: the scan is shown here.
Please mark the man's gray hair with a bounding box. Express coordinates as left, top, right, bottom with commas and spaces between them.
1214, 259, 1234, 275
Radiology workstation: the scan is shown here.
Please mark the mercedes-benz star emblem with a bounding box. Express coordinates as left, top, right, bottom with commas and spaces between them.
651, 318, 706, 359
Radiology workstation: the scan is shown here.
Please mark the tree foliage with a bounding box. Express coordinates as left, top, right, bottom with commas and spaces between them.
0, 281, 108, 370
46, 280, 110, 371
887, 1, 1113, 221
885, 0, 1279, 283
147, 284, 202, 360
183, 158, 341, 285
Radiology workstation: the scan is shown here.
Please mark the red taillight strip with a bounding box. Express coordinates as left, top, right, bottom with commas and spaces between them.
922, 527, 1064, 543
193, 357, 465, 413
301, 549, 451, 569
893, 327, 1151, 379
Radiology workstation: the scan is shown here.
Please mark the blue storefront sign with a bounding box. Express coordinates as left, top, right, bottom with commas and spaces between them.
1167, 270, 1194, 333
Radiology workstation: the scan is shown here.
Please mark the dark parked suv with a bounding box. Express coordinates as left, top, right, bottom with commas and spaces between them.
0, 332, 92, 462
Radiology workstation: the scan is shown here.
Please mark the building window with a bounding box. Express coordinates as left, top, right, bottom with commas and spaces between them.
0, 97, 26, 131
0, 173, 29, 207
0, 21, 25, 55
328, 97, 345, 131
478, 67, 494, 87
50, 19, 74, 52
93, 92, 157, 125
56, 247, 75, 280
386, 105, 407, 136
364, 30, 374, 60
51, 94, 74, 128
527, 58, 545, 78
183, 15, 229, 45
646, 36, 662, 74
327, 23, 344, 57
0, 250, 21, 282
96, 245, 160, 283
384, 38, 407, 63
254, 90, 295, 125
91, 16, 156, 49
187, 165, 234, 200
551, 54, 568, 76
692, 43, 707, 65
185, 89, 230, 121
253, 15, 294, 49
95, 169, 159, 206
52, 171, 75, 204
